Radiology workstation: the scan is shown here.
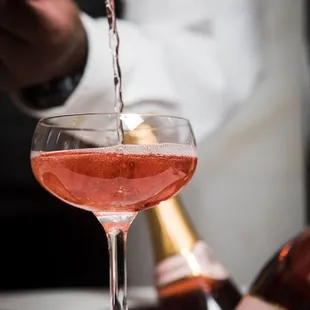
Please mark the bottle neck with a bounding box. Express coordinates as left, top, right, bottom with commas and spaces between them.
125, 122, 199, 262
146, 197, 199, 263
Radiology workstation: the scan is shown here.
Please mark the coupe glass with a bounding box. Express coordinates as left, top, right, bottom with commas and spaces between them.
30, 113, 197, 310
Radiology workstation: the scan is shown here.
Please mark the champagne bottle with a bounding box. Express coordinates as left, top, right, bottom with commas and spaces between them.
125, 124, 242, 310
236, 228, 310, 310
147, 198, 242, 310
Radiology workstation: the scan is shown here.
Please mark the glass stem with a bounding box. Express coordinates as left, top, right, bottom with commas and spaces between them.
98, 212, 136, 310
107, 229, 128, 310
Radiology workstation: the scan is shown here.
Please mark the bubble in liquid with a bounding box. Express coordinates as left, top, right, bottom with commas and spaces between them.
65, 143, 196, 158
113, 185, 139, 201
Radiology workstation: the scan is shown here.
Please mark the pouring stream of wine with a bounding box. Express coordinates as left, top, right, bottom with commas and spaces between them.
105, 0, 124, 143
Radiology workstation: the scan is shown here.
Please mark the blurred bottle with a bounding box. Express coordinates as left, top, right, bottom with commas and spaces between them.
236, 228, 310, 310
125, 123, 241, 310
146, 198, 242, 310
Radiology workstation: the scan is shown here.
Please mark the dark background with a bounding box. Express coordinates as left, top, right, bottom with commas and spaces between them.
0, 0, 123, 291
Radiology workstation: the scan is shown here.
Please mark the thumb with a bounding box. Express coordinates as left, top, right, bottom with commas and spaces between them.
0, 0, 50, 42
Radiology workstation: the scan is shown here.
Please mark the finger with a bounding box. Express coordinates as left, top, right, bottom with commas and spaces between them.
0, 0, 78, 44
0, 60, 18, 91
0, 1, 44, 42
0, 57, 39, 92
0, 28, 30, 63
0, 28, 34, 90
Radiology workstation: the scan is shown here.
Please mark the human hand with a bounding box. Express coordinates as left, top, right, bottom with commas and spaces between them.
0, 0, 87, 91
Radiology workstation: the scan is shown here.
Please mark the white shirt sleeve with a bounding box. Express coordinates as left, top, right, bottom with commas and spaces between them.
13, 0, 263, 142
213, 0, 265, 104
13, 13, 181, 119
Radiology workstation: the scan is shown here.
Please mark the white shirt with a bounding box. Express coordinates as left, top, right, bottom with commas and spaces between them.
16, 0, 309, 287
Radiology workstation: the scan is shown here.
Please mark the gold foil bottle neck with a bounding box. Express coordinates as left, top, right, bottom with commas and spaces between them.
147, 197, 198, 263
124, 123, 159, 144
124, 123, 198, 263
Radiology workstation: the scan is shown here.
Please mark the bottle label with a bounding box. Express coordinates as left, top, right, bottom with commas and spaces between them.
236, 295, 284, 310
156, 240, 229, 287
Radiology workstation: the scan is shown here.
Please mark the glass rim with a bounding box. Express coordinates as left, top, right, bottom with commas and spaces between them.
38, 112, 191, 130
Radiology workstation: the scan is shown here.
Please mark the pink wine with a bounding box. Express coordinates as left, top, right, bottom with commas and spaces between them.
31, 144, 197, 213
